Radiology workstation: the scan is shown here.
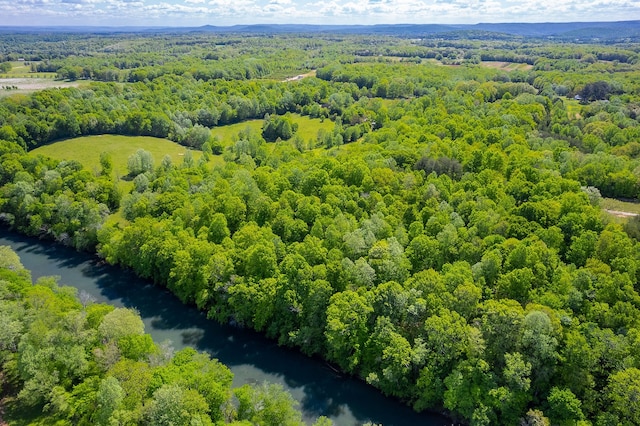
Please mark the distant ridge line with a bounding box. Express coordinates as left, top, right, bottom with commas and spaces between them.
0, 21, 639, 39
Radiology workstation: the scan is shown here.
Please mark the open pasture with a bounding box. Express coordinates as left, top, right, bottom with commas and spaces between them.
29, 135, 202, 177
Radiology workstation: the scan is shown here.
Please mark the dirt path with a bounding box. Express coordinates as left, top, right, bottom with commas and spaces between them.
604, 209, 639, 218
282, 70, 316, 82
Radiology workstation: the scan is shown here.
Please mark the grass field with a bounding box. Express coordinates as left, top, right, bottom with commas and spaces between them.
30, 135, 203, 178
480, 61, 534, 71
0, 61, 77, 97
602, 197, 640, 215
292, 114, 335, 142
0, 61, 57, 79
0, 78, 81, 98
29, 115, 333, 174
210, 120, 263, 146
210, 114, 335, 147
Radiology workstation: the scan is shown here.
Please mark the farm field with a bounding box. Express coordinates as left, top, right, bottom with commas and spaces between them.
0, 60, 56, 78
0, 78, 81, 97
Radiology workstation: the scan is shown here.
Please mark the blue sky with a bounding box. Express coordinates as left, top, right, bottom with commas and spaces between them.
0, 0, 638, 27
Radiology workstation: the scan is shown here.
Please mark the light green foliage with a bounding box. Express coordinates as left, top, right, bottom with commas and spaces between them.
325, 290, 373, 372
547, 387, 584, 425
234, 382, 303, 426
0, 245, 23, 270
152, 348, 233, 422
607, 368, 640, 425
98, 307, 145, 342
0, 247, 308, 425
127, 148, 154, 176
95, 376, 125, 426
145, 384, 213, 426
3, 31, 640, 426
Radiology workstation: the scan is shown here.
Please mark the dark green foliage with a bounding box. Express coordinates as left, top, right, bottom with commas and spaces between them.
262, 114, 299, 142
414, 156, 463, 179
579, 80, 612, 102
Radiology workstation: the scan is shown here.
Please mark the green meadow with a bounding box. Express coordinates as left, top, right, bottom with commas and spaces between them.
30, 135, 203, 177
210, 114, 335, 147
602, 197, 640, 215
0, 61, 57, 78
29, 115, 335, 175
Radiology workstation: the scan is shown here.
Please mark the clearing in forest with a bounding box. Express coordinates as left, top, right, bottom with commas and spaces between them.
0, 78, 81, 97
210, 114, 335, 147
29, 115, 334, 174
29, 135, 202, 177
602, 197, 640, 219
480, 61, 533, 71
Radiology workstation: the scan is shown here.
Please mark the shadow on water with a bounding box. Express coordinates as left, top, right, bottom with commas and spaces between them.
0, 228, 453, 426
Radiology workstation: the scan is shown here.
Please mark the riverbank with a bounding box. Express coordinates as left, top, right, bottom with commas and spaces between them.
0, 227, 451, 426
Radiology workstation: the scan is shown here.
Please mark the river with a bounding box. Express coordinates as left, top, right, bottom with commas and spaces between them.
0, 228, 451, 426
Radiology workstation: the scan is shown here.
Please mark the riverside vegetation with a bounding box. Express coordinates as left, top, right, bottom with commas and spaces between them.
0, 245, 323, 425
1, 28, 640, 425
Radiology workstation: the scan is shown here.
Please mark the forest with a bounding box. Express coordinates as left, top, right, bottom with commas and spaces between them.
1, 28, 640, 425
0, 245, 324, 425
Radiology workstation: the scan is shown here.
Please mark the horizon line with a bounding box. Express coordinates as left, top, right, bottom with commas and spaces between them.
1, 19, 639, 28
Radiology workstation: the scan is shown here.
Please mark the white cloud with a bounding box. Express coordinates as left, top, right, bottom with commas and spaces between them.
60, 0, 102, 4
0, 0, 638, 26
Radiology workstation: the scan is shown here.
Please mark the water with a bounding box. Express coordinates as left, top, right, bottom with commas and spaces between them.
0, 228, 451, 426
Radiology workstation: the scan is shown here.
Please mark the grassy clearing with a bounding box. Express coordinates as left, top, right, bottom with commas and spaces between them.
30, 116, 334, 173
565, 99, 582, 119
210, 120, 263, 146
292, 114, 335, 142
29, 115, 334, 177
211, 114, 335, 148
0, 61, 57, 79
601, 197, 640, 215
30, 135, 207, 219
7, 61, 34, 75
30, 135, 203, 178
0, 78, 81, 98
480, 61, 533, 71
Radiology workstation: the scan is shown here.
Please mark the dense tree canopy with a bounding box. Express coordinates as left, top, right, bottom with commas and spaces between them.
0, 246, 324, 425
2, 30, 640, 425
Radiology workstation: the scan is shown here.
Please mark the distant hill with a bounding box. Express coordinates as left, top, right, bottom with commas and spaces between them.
0, 21, 639, 41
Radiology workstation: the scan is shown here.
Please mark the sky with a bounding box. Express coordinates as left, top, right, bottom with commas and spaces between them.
0, 0, 638, 27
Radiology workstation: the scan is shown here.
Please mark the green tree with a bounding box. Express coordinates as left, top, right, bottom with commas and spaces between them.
145, 384, 213, 426
325, 290, 373, 373
234, 382, 303, 426
607, 368, 640, 425
127, 149, 154, 176
98, 307, 145, 342
547, 387, 584, 425
95, 376, 125, 426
